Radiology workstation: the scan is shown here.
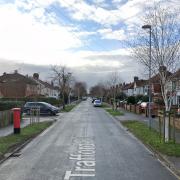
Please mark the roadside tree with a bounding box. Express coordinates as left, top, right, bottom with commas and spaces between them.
106, 72, 122, 109
73, 81, 87, 100
131, 3, 180, 141
51, 65, 73, 110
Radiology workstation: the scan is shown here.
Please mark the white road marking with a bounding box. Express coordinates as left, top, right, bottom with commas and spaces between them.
64, 139, 96, 179
64, 171, 95, 180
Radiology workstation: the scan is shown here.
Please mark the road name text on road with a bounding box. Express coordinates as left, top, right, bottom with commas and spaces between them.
64, 139, 96, 180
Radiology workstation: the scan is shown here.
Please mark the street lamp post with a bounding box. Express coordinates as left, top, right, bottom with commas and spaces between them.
142, 24, 152, 129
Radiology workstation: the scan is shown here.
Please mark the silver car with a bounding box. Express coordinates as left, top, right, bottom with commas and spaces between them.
93, 99, 102, 107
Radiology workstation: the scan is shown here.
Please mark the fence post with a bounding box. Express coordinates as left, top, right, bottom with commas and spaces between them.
163, 110, 165, 143
169, 112, 171, 140
173, 112, 176, 144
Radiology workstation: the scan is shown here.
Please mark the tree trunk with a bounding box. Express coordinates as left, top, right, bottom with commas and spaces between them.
62, 89, 65, 110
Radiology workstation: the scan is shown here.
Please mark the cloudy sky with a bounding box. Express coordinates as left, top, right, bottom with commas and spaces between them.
0, 0, 178, 87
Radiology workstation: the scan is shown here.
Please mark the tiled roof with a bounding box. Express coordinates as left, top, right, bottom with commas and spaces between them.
32, 78, 57, 90
123, 83, 134, 90
150, 71, 172, 83
171, 69, 180, 80
0, 73, 37, 85
135, 79, 148, 87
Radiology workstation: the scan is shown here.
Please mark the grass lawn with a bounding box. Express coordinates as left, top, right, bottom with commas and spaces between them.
0, 121, 52, 157
122, 121, 180, 157
61, 104, 76, 112
101, 103, 110, 108
105, 108, 124, 116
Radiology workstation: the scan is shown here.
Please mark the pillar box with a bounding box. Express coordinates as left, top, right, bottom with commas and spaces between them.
12, 108, 21, 134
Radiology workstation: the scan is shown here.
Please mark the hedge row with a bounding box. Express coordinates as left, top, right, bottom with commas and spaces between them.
0, 97, 61, 107
0, 101, 25, 111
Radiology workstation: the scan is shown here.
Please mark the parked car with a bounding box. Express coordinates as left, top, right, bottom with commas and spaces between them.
140, 102, 155, 109
140, 102, 157, 118
93, 99, 102, 107
92, 97, 97, 103
23, 102, 60, 116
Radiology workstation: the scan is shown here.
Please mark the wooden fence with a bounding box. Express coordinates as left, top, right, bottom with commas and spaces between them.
0, 110, 13, 128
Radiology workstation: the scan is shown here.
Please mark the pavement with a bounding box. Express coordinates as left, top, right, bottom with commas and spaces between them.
0, 99, 178, 180
0, 101, 80, 137
115, 106, 180, 175
0, 114, 60, 137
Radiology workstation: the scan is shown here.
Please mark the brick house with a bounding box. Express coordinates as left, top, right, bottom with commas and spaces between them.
171, 69, 180, 106
0, 71, 38, 98
149, 68, 172, 103
122, 82, 134, 96
31, 73, 59, 98
133, 76, 148, 96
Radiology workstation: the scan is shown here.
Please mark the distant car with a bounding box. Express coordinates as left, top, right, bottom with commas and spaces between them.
82, 96, 87, 100
93, 99, 102, 107
23, 102, 60, 116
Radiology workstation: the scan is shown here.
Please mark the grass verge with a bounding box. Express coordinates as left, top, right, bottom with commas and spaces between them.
0, 121, 53, 158
105, 108, 124, 116
122, 121, 180, 157
61, 104, 76, 112
101, 103, 111, 108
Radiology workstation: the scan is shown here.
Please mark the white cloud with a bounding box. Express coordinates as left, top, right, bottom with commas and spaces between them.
0, 3, 82, 65
98, 28, 126, 40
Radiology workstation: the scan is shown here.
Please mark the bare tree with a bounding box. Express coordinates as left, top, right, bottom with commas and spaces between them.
51, 65, 73, 110
73, 81, 87, 100
131, 3, 180, 142
106, 72, 122, 109
90, 82, 107, 98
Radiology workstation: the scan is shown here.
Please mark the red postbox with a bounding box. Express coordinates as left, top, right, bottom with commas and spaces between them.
12, 108, 21, 134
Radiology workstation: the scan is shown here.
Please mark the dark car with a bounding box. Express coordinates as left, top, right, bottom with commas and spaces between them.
23, 102, 60, 116
92, 97, 97, 103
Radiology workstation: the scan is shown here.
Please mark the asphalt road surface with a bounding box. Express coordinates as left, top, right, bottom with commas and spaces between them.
0, 99, 178, 180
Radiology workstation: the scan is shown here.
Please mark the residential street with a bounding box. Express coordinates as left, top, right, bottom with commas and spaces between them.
0, 99, 178, 180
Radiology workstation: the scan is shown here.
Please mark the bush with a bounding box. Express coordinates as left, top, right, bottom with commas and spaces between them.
135, 95, 144, 103
0, 97, 60, 106
0, 101, 25, 111
116, 92, 127, 100
142, 95, 149, 102
154, 98, 164, 105
127, 96, 136, 104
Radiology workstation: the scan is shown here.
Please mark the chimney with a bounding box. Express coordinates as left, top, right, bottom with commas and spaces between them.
134, 76, 139, 82
33, 73, 39, 80
14, 70, 18, 74
51, 81, 54, 86
159, 65, 167, 72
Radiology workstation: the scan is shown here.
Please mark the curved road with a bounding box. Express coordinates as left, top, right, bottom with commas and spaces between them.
0, 99, 177, 180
